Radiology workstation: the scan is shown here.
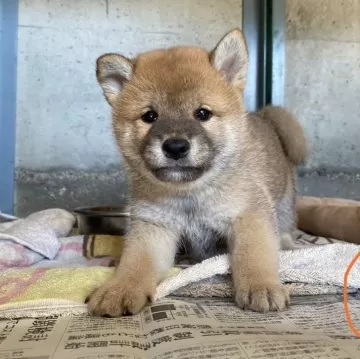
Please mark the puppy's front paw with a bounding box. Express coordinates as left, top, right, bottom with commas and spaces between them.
235, 281, 289, 312
86, 277, 155, 317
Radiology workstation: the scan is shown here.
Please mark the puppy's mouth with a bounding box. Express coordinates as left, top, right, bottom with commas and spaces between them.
153, 166, 206, 183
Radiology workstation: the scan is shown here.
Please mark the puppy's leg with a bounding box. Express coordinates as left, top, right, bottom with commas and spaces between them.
231, 210, 289, 312
276, 172, 298, 251
86, 220, 177, 317
280, 232, 298, 250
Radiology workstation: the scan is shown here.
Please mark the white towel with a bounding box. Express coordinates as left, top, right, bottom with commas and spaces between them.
155, 236, 360, 300
0, 209, 75, 267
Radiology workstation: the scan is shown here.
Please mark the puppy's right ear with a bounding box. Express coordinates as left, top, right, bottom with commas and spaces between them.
96, 53, 133, 106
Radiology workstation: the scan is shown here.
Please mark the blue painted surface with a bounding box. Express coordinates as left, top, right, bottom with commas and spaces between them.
270, 0, 285, 106
243, 0, 286, 110
0, 0, 18, 214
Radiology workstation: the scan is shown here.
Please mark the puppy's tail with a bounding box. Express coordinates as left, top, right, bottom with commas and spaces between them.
259, 105, 307, 165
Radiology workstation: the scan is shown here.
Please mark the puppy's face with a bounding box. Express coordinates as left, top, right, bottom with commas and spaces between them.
97, 29, 248, 185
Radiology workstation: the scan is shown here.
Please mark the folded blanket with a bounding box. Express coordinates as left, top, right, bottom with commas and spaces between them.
0, 203, 359, 319
0, 209, 75, 268
296, 196, 360, 244
0, 229, 358, 319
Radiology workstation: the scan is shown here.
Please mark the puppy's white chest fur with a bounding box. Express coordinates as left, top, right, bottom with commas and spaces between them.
132, 188, 243, 260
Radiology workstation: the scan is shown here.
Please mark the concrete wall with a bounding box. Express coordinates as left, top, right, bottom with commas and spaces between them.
15, 0, 243, 215
16, 0, 243, 172
15, 0, 360, 215
285, 0, 360, 172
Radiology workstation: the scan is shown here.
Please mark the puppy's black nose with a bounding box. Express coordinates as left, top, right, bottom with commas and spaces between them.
162, 138, 190, 160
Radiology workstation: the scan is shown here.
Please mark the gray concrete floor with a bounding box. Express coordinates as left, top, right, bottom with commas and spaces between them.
14, 168, 360, 217
15, 168, 129, 217
298, 171, 360, 200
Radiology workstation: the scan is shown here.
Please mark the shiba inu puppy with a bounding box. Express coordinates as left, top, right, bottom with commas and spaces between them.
86, 29, 307, 317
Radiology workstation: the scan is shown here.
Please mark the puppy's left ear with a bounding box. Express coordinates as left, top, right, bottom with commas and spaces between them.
210, 28, 248, 89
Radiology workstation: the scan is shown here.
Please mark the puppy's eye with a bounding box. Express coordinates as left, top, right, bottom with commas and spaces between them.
194, 108, 212, 122
141, 110, 158, 123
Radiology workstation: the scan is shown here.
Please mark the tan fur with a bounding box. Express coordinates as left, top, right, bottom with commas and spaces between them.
86, 250, 155, 316
258, 106, 307, 165
231, 211, 290, 311
86, 221, 177, 316
87, 28, 307, 317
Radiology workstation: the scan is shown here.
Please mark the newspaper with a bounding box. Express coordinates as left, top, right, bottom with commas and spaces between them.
0, 294, 359, 359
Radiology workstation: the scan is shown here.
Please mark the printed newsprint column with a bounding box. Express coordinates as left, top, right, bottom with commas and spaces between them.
0, 296, 359, 358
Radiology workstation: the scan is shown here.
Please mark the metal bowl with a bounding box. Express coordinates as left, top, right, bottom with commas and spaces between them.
73, 206, 130, 235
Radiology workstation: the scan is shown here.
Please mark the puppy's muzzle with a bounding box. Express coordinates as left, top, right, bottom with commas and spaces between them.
162, 138, 190, 160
